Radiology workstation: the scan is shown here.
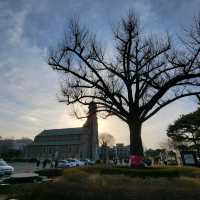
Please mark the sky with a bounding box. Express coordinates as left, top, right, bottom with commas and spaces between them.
0, 0, 200, 149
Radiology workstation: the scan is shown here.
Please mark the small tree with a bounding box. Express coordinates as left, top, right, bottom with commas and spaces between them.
49, 12, 200, 157
167, 108, 200, 153
99, 133, 115, 163
99, 133, 115, 147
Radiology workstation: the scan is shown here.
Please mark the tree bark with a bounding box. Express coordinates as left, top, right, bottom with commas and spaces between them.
129, 121, 144, 156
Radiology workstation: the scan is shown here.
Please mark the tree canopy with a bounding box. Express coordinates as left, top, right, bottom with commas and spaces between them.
167, 108, 200, 152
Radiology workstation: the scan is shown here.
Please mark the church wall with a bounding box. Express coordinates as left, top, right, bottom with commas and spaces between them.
25, 132, 88, 160
26, 103, 99, 161
25, 144, 82, 160
79, 132, 89, 158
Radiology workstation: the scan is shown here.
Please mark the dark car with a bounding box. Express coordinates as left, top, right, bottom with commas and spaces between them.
144, 158, 152, 166
167, 159, 178, 165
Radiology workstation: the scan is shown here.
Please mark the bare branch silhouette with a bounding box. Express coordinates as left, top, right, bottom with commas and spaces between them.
49, 11, 200, 156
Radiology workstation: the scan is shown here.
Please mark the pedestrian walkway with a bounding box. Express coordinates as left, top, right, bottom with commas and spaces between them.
0, 195, 7, 200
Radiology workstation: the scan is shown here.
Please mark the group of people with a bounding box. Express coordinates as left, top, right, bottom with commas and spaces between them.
36, 159, 58, 169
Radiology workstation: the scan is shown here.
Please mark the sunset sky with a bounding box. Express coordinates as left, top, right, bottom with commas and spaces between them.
0, 0, 199, 148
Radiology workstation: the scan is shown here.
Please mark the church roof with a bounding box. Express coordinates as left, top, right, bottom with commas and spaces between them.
37, 127, 88, 137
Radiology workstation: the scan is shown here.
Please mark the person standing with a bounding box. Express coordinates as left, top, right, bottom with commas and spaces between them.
55, 160, 58, 168
50, 160, 54, 168
43, 159, 47, 169
36, 159, 40, 168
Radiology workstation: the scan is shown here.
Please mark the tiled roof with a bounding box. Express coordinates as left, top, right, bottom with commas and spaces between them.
30, 141, 81, 146
37, 127, 88, 137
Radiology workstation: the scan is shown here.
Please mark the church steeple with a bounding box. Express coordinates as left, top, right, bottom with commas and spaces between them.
86, 102, 99, 160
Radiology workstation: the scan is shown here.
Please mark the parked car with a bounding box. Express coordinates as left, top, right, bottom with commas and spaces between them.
144, 158, 152, 166
0, 159, 14, 175
80, 159, 95, 165
80, 159, 89, 165
88, 159, 96, 165
167, 159, 178, 165
0, 168, 4, 176
57, 160, 72, 168
67, 159, 85, 167
88, 159, 95, 165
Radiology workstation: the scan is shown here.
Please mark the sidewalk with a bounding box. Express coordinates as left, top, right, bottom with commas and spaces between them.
0, 195, 7, 200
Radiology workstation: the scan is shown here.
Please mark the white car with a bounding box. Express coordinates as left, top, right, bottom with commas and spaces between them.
86, 159, 95, 165
57, 160, 72, 168
0, 159, 14, 175
67, 159, 85, 167
80, 159, 95, 165
76, 159, 85, 166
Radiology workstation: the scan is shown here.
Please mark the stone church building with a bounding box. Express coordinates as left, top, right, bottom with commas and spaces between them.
25, 103, 99, 160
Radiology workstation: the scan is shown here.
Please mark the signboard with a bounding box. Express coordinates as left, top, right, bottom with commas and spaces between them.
180, 151, 198, 166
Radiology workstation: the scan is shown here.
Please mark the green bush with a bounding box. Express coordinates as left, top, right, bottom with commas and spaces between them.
10, 170, 200, 200
83, 165, 200, 178
82, 166, 181, 178
2, 166, 200, 200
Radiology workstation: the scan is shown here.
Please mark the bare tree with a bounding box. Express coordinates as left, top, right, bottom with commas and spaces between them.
48, 12, 200, 156
99, 133, 115, 163
99, 133, 115, 147
196, 94, 200, 105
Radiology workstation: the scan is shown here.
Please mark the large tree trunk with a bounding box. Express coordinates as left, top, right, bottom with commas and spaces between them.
129, 121, 144, 156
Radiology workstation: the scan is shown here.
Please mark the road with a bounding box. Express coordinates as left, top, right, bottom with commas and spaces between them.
7, 162, 51, 174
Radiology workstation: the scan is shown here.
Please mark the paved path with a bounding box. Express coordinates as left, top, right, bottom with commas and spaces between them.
0, 195, 7, 200
8, 162, 51, 174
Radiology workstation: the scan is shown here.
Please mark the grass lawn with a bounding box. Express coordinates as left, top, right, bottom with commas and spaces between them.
1, 166, 200, 200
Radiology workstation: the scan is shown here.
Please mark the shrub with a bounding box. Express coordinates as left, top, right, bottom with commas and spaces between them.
2, 166, 200, 200
82, 166, 200, 178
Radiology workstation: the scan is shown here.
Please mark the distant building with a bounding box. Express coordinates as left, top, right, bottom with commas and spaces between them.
25, 103, 99, 160
114, 143, 130, 160
0, 138, 32, 154
14, 138, 33, 151
99, 143, 130, 161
